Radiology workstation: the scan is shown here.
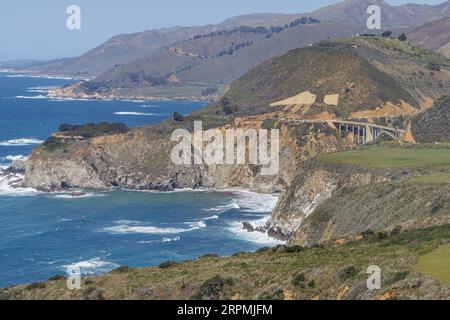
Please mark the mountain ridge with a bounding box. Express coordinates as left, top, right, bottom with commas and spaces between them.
12, 0, 450, 81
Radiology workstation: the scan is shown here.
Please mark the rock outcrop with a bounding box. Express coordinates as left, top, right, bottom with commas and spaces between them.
22, 120, 353, 193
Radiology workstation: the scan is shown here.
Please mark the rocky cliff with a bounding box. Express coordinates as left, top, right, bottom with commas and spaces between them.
268, 144, 450, 246
22, 119, 353, 193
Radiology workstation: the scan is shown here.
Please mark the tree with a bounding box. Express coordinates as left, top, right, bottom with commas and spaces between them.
172, 112, 184, 123
381, 30, 392, 37
220, 97, 233, 115
398, 33, 407, 41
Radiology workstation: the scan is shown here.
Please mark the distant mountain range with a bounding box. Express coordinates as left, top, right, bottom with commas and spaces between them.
7, 0, 450, 98
410, 17, 450, 58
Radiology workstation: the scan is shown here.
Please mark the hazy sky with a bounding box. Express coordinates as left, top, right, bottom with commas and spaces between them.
0, 0, 445, 60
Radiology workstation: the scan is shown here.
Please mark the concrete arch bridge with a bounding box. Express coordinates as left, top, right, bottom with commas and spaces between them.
294, 120, 405, 144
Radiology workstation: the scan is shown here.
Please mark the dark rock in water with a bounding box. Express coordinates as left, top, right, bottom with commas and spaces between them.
267, 226, 291, 241
71, 192, 87, 197
242, 222, 255, 232
255, 226, 267, 233
5, 159, 26, 174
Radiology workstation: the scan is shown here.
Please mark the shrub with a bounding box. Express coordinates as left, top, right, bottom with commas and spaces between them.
255, 247, 272, 253
201, 87, 218, 96
338, 266, 359, 281
258, 288, 284, 300
43, 136, 66, 151
285, 245, 304, 253
426, 62, 441, 71
199, 253, 219, 259
158, 260, 178, 269
192, 275, 233, 300
26, 282, 46, 290
111, 266, 132, 274
48, 275, 66, 281
172, 112, 184, 122
292, 273, 306, 288
0, 291, 10, 300
398, 33, 407, 41
56, 122, 129, 139
391, 271, 409, 283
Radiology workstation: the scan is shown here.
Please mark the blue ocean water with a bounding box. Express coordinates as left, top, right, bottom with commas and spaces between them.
0, 73, 281, 288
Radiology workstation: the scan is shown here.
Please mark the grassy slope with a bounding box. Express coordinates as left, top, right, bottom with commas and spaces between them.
221, 37, 450, 116
415, 244, 450, 287
3, 225, 449, 300
223, 43, 416, 113
316, 144, 450, 170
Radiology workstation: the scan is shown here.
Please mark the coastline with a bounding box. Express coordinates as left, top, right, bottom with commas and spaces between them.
47, 87, 220, 103
1, 70, 221, 102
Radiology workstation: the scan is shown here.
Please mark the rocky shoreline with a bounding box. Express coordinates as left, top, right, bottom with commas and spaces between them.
47, 87, 220, 103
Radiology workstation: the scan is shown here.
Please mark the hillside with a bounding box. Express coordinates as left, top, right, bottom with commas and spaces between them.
412, 95, 450, 143
16, 25, 216, 79
410, 17, 450, 58
2, 224, 449, 300
15, 0, 450, 81
313, 0, 450, 28
214, 37, 450, 118
68, 20, 359, 93
269, 143, 450, 245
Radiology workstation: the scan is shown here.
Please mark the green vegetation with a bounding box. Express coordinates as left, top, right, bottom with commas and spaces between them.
158, 261, 179, 269
367, 36, 450, 68
57, 122, 129, 138
3, 225, 449, 300
222, 39, 423, 116
338, 266, 359, 282
415, 244, 450, 287
406, 172, 450, 184
317, 145, 450, 169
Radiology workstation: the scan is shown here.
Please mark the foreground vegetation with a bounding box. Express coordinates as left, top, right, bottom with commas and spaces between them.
2, 225, 449, 300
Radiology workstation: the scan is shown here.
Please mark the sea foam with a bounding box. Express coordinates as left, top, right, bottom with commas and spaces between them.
0, 138, 44, 146
62, 258, 119, 275
114, 111, 158, 116
101, 219, 206, 235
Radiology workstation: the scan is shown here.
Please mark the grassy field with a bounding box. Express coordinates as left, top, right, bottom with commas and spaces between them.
317, 145, 450, 169
406, 172, 450, 184
415, 244, 450, 287
3, 225, 449, 300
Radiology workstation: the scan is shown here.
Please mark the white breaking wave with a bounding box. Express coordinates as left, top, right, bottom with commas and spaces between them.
206, 200, 241, 213
114, 111, 157, 116
6, 74, 75, 80
0, 173, 38, 197
228, 216, 285, 245
3, 155, 28, 161
0, 138, 44, 146
27, 86, 53, 93
50, 192, 105, 199
101, 219, 206, 235
62, 258, 119, 275
231, 190, 279, 213
203, 215, 219, 220
205, 190, 278, 214
162, 236, 181, 243
13, 95, 48, 100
